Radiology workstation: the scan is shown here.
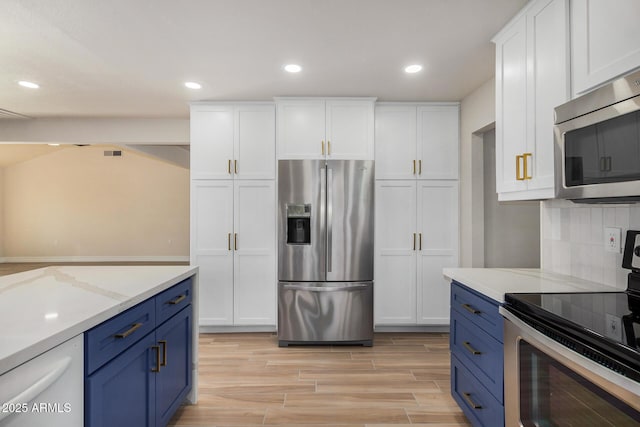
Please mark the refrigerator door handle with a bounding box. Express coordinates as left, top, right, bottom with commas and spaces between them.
281, 283, 370, 292
327, 167, 333, 272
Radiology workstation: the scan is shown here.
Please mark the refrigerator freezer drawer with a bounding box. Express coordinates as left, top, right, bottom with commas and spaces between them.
277, 282, 373, 346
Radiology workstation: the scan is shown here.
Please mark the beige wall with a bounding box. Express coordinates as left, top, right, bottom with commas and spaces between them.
0, 167, 4, 258
459, 78, 496, 267
3, 146, 189, 260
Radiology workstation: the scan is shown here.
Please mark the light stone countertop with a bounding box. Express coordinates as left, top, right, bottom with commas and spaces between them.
443, 268, 621, 303
0, 265, 198, 376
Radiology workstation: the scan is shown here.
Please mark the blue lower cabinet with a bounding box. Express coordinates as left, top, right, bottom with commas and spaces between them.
156, 305, 192, 427
451, 354, 504, 427
85, 280, 194, 427
86, 333, 157, 427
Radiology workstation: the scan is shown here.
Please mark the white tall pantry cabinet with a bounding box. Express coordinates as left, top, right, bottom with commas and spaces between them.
374, 104, 459, 326
190, 103, 276, 328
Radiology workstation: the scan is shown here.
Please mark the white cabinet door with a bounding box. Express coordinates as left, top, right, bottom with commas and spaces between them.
527, 0, 569, 191
416, 181, 458, 325
417, 105, 459, 180
235, 105, 276, 180
495, 15, 528, 195
190, 105, 234, 179
374, 181, 417, 325
233, 180, 276, 325
572, 0, 640, 95
326, 100, 374, 160
276, 100, 326, 159
374, 104, 417, 179
191, 180, 234, 325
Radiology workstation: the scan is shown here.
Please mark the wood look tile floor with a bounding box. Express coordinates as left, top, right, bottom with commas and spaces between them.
169, 333, 471, 427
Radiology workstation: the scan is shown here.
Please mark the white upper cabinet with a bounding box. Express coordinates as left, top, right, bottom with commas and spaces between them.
571, 0, 640, 96
276, 98, 375, 160
190, 103, 275, 180
375, 103, 459, 180
494, 0, 569, 201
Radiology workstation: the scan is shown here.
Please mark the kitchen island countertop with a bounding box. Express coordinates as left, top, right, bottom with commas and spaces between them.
0, 265, 198, 376
443, 268, 621, 303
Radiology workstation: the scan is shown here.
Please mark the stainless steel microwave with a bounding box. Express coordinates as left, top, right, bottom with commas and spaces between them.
554, 69, 640, 202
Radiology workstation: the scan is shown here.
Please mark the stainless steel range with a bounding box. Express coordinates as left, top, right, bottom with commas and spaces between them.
277, 159, 374, 346
501, 230, 640, 425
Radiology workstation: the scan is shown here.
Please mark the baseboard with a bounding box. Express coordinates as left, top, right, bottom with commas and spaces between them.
1, 255, 189, 263
199, 325, 277, 334
374, 325, 450, 333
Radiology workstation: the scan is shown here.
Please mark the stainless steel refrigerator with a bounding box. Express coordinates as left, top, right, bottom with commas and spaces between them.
277, 159, 374, 346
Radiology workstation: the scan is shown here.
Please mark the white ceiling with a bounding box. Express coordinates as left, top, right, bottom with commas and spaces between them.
0, 0, 527, 119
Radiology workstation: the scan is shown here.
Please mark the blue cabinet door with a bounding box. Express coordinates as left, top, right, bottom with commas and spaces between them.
155, 305, 192, 427
86, 332, 157, 427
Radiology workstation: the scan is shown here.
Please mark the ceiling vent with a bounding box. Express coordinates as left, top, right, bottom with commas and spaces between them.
0, 108, 30, 119
104, 150, 122, 157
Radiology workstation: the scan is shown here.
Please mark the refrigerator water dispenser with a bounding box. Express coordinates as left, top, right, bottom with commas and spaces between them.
286, 204, 311, 244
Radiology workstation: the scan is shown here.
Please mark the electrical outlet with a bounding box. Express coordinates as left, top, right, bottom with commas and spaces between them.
604, 227, 621, 253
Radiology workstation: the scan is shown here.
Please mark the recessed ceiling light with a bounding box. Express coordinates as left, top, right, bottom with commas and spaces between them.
404, 64, 423, 74
18, 80, 40, 89
48, 143, 60, 146
284, 64, 302, 73
184, 81, 202, 89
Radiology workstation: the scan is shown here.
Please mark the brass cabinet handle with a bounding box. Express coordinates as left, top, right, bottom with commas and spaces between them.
321, 140, 325, 155
413, 160, 416, 175
418, 159, 422, 175
516, 155, 524, 180
413, 233, 416, 250
151, 345, 161, 372
523, 152, 532, 180
114, 322, 143, 339
234, 233, 238, 250
158, 340, 167, 366
463, 392, 482, 409
463, 341, 482, 355
228, 233, 232, 251
327, 140, 331, 155
234, 159, 238, 174
228, 159, 232, 175
461, 303, 481, 315
167, 294, 186, 305
419, 233, 422, 251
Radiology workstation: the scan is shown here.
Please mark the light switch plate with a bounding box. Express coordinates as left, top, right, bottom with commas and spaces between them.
604, 227, 621, 253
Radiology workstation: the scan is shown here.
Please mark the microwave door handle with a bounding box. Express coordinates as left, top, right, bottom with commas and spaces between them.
327, 167, 333, 273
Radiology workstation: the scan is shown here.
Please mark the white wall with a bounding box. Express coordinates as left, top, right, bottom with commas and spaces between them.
3, 146, 189, 261
460, 78, 496, 267
483, 129, 540, 267
541, 199, 640, 289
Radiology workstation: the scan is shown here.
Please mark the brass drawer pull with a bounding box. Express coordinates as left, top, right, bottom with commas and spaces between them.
462, 303, 481, 315
463, 341, 482, 355
418, 159, 422, 175
114, 322, 143, 339
228, 233, 232, 251
159, 340, 167, 366
234, 159, 238, 174
516, 155, 525, 180
234, 233, 238, 250
168, 294, 186, 305
419, 233, 422, 251
321, 140, 325, 155
151, 345, 161, 372
413, 159, 416, 175
463, 392, 482, 409
413, 233, 416, 250
327, 141, 331, 155
228, 159, 232, 174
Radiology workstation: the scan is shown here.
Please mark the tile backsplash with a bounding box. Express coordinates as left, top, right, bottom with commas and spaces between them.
541, 199, 640, 289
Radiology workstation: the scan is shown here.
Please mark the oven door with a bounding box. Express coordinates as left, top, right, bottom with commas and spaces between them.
501, 308, 640, 427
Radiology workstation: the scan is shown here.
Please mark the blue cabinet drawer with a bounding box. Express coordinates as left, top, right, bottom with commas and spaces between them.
156, 278, 193, 325
86, 299, 156, 375
451, 281, 503, 342
450, 309, 503, 402
451, 354, 504, 427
